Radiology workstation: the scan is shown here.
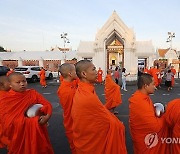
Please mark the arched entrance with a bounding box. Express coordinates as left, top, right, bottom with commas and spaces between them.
106, 32, 124, 70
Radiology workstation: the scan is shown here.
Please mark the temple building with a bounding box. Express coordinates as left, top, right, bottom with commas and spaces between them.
77, 11, 156, 81
1, 11, 179, 79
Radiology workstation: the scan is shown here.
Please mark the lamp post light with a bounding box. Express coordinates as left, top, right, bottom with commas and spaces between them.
166, 32, 175, 66
166, 32, 175, 50
60, 32, 70, 63
60, 32, 70, 49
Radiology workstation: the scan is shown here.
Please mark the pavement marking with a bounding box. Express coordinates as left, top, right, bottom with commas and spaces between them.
54, 103, 59, 108
162, 94, 170, 96
102, 93, 124, 95
43, 92, 51, 95
178, 94, 180, 95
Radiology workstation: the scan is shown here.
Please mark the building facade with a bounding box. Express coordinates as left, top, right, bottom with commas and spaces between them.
77, 11, 156, 81
0, 50, 77, 72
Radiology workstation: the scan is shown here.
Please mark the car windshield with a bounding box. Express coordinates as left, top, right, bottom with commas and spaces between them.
14, 68, 28, 71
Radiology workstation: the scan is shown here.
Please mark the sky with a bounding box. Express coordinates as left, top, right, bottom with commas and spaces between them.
0, 0, 180, 52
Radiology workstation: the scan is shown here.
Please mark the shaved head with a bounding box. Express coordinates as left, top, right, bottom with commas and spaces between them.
137, 73, 153, 89
59, 63, 75, 78
0, 75, 10, 91
75, 60, 92, 79
8, 72, 24, 82
0, 76, 8, 84
8, 72, 27, 92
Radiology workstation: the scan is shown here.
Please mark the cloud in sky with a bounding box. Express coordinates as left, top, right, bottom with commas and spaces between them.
0, 0, 180, 51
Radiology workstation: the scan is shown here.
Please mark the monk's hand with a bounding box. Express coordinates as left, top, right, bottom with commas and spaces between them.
38, 114, 51, 125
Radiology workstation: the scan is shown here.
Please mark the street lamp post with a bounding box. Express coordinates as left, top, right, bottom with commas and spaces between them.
60, 32, 70, 49
60, 32, 70, 64
166, 32, 175, 50
166, 32, 175, 66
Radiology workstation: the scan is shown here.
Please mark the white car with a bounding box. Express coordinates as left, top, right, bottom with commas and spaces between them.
14, 66, 53, 82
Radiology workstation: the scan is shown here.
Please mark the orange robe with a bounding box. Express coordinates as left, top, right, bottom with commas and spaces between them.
129, 90, 170, 154
60, 75, 64, 83
151, 68, 159, 87
71, 82, 127, 154
171, 68, 176, 87
0, 89, 54, 154
39, 69, 46, 86
97, 69, 103, 83
57, 80, 77, 154
72, 78, 80, 88
144, 68, 149, 74
165, 99, 180, 153
104, 74, 122, 110
0, 91, 9, 148
6, 70, 14, 76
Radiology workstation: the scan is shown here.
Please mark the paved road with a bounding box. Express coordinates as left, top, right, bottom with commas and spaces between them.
1, 78, 180, 154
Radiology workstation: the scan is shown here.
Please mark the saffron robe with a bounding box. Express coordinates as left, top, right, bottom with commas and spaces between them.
165, 99, 180, 153
104, 74, 122, 110
57, 80, 77, 154
0, 89, 54, 154
6, 70, 14, 76
60, 75, 64, 83
171, 68, 176, 87
71, 82, 127, 154
97, 69, 103, 83
144, 68, 149, 74
151, 68, 159, 87
129, 90, 170, 154
0, 91, 9, 148
39, 69, 46, 86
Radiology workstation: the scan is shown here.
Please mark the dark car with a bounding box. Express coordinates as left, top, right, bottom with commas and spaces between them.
0, 66, 10, 76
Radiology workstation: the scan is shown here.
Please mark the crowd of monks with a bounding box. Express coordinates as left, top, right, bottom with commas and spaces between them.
0, 60, 179, 154
143, 65, 176, 89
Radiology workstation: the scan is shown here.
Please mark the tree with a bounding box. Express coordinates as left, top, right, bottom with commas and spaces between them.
0, 46, 6, 52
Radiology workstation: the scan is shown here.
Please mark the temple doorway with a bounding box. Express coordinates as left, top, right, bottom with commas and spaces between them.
106, 32, 124, 70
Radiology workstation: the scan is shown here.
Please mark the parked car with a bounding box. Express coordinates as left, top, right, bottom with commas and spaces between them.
0, 66, 10, 76
14, 66, 53, 82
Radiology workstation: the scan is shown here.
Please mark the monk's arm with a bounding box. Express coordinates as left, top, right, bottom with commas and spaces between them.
131, 101, 164, 132
34, 90, 52, 115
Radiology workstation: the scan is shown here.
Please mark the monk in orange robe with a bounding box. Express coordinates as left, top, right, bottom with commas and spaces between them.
148, 67, 153, 76
129, 73, 170, 154
151, 66, 159, 87
144, 67, 149, 74
97, 67, 103, 84
157, 67, 163, 87
165, 98, 180, 153
0, 76, 11, 148
39, 67, 47, 88
60, 75, 64, 83
6, 68, 14, 76
57, 63, 77, 154
171, 66, 176, 87
0, 72, 54, 154
104, 69, 122, 114
72, 60, 127, 154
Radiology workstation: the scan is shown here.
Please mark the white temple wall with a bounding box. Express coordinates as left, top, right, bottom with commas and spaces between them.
124, 49, 138, 81
94, 49, 105, 73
